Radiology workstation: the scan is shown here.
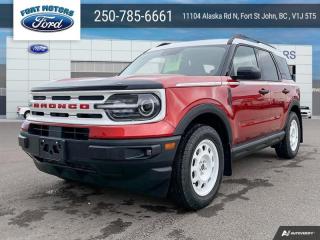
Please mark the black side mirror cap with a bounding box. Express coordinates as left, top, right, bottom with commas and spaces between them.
233, 66, 261, 80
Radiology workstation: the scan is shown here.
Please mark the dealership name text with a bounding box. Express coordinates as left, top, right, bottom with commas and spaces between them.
20, 5, 74, 17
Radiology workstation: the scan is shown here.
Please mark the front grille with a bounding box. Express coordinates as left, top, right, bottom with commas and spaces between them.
52, 96, 71, 101
50, 112, 69, 117
31, 92, 107, 123
28, 124, 89, 140
79, 95, 104, 101
30, 90, 166, 125
32, 111, 44, 116
33, 96, 46, 100
77, 113, 103, 119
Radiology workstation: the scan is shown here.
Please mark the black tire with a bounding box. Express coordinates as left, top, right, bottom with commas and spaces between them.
24, 111, 30, 119
170, 124, 224, 210
275, 112, 301, 159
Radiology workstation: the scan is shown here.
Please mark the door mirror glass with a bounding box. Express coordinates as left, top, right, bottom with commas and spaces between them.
235, 66, 261, 80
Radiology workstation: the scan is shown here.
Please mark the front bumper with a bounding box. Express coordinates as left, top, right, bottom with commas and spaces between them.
301, 112, 311, 118
19, 132, 180, 197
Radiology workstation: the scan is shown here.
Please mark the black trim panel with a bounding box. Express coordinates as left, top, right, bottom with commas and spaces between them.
32, 158, 172, 197
19, 133, 180, 197
31, 78, 163, 92
173, 104, 233, 176
19, 133, 180, 165
232, 131, 285, 159
174, 104, 232, 143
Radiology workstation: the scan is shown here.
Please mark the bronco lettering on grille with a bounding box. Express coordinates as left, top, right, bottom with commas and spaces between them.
33, 103, 90, 109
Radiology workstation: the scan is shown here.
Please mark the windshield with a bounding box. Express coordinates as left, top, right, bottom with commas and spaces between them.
120, 45, 227, 76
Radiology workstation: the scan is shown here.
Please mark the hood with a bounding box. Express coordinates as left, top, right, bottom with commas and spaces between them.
31, 75, 223, 92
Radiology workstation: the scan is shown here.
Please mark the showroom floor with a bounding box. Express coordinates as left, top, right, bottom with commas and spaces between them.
0, 120, 319, 240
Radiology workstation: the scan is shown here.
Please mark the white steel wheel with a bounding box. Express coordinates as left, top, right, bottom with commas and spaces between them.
190, 139, 219, 197
289, 119, 299, 152
170, 125, 224, 210
275, 112, 300, 159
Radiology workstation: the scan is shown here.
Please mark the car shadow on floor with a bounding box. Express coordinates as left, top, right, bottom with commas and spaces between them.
4, 146, 317, 238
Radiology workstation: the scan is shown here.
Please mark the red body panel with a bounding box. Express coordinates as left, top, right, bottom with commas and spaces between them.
230, 80, 271, 143
22, 120, 175, 139
23, 75, 299, 146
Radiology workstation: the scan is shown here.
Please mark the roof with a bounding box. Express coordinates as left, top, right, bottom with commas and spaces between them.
149, 37, 283, 57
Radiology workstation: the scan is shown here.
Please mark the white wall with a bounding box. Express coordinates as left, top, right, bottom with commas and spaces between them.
6, 38, 313, 118
6, 38, 162, 118
274, 44, 313, 110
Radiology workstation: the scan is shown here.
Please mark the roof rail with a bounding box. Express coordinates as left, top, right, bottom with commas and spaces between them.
227, 34, 275, 49
157, 42, 171, 47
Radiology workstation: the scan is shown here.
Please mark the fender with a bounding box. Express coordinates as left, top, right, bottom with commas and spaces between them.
174, 104, 233, 176
174, 104, 232, 140
287, 99, 303, 143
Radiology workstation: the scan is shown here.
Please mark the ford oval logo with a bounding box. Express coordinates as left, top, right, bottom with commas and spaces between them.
29, 44, 49, 54
21, 13, 74, 32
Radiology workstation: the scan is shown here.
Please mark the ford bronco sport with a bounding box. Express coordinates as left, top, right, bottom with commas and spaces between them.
19, 35, 302, 210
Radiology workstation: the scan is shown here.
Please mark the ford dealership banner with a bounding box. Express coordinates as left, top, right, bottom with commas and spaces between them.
1, 4, 320, 30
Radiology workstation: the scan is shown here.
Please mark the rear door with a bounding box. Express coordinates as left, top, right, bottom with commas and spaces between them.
274, 55, 295, 127
230, 45, 271, 144
255, 49, 285, 133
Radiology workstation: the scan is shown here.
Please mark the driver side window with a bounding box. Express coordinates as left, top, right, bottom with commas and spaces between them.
231, 46, 258, 78
135, 57, 165, 75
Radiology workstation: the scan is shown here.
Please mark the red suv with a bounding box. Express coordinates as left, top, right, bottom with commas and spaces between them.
19, 35, 302, 210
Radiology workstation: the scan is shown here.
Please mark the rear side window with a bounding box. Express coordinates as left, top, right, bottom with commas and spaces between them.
256, 49, 279, 81
231, 46, 258, 76
275, 56, 292, 80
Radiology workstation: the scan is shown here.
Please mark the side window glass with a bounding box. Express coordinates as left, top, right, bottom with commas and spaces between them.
256, 50, 279, 81
135, 57, 165, 75
231, 46, 258, 77
275, 56, 292, 80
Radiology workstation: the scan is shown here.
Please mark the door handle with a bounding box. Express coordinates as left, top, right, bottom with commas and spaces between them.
282, 88, 290, 94
259, 88, 270, 95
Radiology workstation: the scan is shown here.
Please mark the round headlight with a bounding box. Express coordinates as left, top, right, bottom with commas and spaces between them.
139, 96, 157, 117
96, 93, 161, 121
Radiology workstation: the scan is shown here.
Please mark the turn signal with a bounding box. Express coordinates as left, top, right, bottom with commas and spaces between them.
164, 142, 176, 151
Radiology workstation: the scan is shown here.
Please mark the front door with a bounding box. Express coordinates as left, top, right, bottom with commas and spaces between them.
230, 45, 272, 145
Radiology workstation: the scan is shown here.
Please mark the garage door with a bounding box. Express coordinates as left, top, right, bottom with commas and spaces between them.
71, 61, 130, 78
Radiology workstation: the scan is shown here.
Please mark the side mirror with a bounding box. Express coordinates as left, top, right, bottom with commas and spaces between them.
234, 66, 261, 80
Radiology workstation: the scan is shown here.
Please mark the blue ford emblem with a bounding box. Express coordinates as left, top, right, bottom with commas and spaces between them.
21, 13, 74, 32
29, 44, 49, 54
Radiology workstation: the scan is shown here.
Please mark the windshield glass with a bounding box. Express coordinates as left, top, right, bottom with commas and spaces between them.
120, 45, 227, 76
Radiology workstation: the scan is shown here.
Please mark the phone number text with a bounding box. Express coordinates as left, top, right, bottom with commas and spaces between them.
94, 10, 172, 23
